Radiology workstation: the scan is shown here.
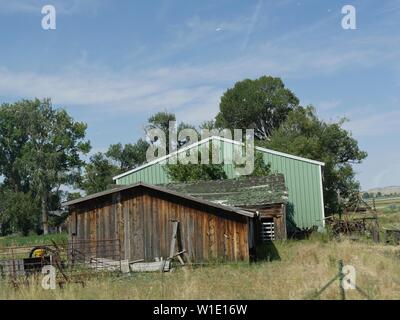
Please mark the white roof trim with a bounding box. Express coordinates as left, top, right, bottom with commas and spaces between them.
112, 137, 213, 180
214, 136, 325, 166
113, 136, 325, 180
319, 166, 326, 228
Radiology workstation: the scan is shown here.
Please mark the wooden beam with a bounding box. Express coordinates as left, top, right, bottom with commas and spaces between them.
169, 221, 179, 259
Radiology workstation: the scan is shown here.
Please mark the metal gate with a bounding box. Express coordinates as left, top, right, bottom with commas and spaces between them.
0, 239, 123, 279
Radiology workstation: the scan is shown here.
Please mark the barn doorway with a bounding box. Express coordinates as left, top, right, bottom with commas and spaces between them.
254, 217, 281, 262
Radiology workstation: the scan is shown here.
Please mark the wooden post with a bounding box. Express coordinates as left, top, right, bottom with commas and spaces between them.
11, 248, 16, 280
372, 211, 380, 243
123, 207, 131, 260
337, 191, 342, 220
169, 221, 179, 259
167, 220, 187, 268
223, 234, 228, 261
282, 204, 287, 240
339, 260, 346, 300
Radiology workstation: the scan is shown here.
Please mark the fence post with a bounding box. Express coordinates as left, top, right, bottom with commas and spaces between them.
338, 260, 346, 300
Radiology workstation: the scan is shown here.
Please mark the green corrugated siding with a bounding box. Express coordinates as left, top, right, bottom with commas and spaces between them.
261, 152, 323, 228
116, 140, 324, 229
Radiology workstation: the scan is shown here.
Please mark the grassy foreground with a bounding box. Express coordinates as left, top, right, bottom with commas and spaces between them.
1, 238, 399, 300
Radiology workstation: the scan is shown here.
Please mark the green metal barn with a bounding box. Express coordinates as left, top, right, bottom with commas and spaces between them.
113, 136, 325, 230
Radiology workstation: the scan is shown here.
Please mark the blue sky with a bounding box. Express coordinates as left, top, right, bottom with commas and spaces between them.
0, 0, 399, 190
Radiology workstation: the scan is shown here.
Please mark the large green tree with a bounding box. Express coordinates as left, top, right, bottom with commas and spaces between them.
265, 106, 367, 215
216, 76, 299, 140
0, 99, 91, 234
106, 139, 149, 172
165, 153, 228, 182
165, 152, 270, 182
165, 163, 227, 182
146, 111, 176, 133
0, 100, 33, 193
146, 111, 198, 154
0, 188, 40, 236
146, 111, 176, 154
0, 101, 40, 235
79, 153, 118, 195
80, 139, 150, 195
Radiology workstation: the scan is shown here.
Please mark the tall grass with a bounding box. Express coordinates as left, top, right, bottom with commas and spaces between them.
0, 233, 68, 248
1, 239, 399, 300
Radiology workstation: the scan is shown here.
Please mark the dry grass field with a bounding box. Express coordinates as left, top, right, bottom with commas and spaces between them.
368, 197, 400, 229
1, 237, 399, 300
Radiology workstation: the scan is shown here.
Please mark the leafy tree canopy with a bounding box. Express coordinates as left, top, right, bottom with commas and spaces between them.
0, 100, 34, 192
80, 138, 150, 195
106, 139, 149, 172
264, 106, 367, 214
215, 76, 299, 140
0, 99, 90, 234
0, 188, 40, 236
79, 153, 118, 195
146, 111, 176, 133
165, 161, 227, 182
165, 151, 271, 183
145, 111, 197, 152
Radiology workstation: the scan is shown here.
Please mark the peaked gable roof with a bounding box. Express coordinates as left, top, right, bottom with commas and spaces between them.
113, 136, 325, 181
63, 182, 255, 218
161, 174, 287, 208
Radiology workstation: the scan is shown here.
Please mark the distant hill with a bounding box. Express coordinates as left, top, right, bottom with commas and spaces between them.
366, 186, 400, 195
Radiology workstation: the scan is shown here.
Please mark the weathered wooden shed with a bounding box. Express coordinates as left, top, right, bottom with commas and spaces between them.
65, 183, 256, 263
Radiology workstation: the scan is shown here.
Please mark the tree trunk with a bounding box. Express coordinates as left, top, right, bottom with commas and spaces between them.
41, 192, 49, 235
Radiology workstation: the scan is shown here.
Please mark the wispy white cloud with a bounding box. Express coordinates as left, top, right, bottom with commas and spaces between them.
356, 151, 400, 190
1, 2, 400, 128
0, 0, 38, 13
1, 25, 399, 125
122, 4, 400, 79
313, 99, 347, 124
0, 65, 223, 123
343, 110, 400, 137
368, 165, 400, 190
241, 0, 263, 51
372, 0, 400, 16
175, 90, 222, 124
160, 14, 249, 59
319, 99, 341, 111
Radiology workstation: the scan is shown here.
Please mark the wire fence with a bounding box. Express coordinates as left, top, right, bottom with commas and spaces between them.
0, 239, 122, 287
